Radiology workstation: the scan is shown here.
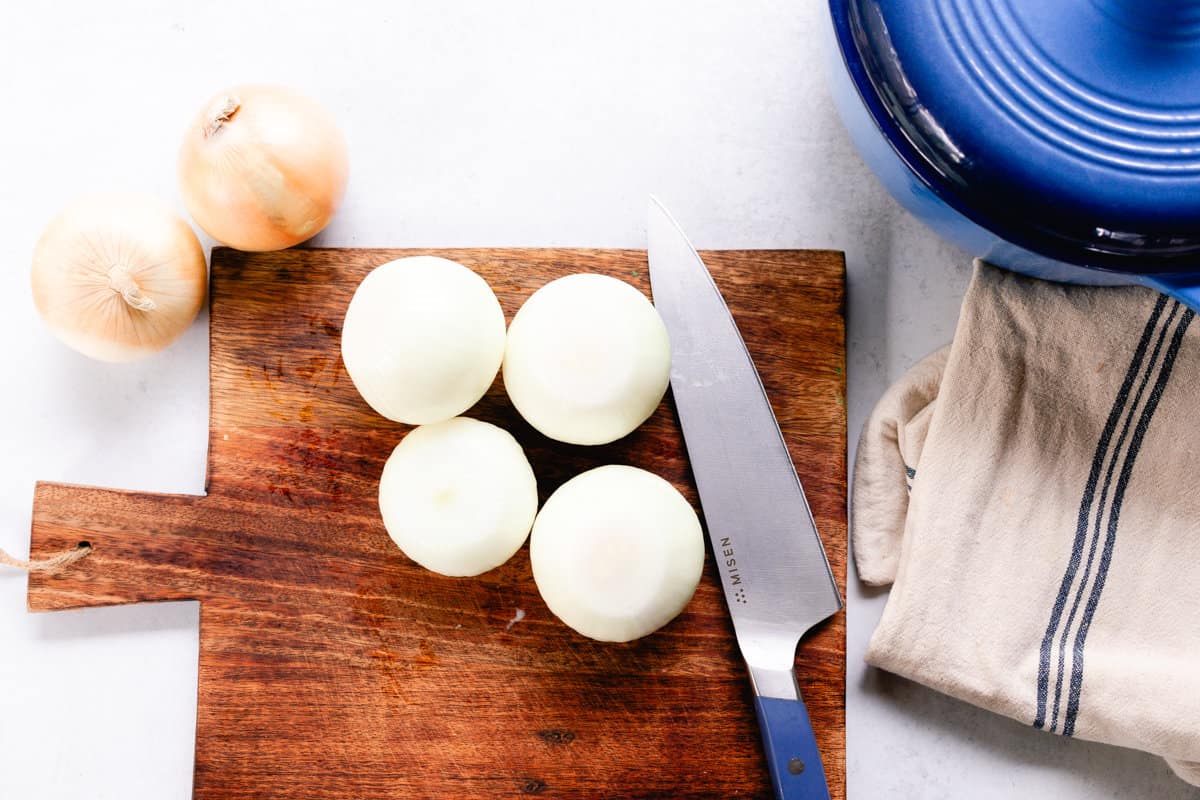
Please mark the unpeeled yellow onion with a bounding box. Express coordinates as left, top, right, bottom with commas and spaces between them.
178, 84, 348, 251
32, 193, 208, 362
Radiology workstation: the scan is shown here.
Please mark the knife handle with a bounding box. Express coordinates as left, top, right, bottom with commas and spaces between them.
753, 693, 830, 800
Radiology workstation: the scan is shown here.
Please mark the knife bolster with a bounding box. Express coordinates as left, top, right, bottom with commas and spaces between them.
749, 664, 802, 701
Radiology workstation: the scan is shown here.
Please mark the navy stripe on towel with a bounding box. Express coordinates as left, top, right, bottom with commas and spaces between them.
1033, 295, 1167, 730
1062, 306, 1194, 736
1047, 300, 1181, 732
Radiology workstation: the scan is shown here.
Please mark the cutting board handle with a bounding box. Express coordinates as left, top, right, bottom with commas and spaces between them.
28, 482, 210, 611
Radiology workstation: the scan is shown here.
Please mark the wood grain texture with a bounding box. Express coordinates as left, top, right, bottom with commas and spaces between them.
28, 247, 846, 799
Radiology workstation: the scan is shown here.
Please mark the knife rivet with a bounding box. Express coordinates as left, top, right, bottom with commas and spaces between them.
787, 758, 805, 775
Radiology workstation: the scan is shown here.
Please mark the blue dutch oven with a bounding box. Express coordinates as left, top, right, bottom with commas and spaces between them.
825, 0, 1200, 309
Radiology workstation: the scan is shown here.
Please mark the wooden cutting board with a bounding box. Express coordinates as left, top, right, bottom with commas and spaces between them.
27, 247, 846, 799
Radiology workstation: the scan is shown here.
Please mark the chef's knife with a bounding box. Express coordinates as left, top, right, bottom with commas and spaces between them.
647, 197, 843, 800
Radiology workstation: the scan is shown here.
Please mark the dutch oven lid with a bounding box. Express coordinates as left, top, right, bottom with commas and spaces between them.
835, 0, 1200, 274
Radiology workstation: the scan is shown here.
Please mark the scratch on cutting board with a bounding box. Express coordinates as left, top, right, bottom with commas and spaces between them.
506, 608, 526, 631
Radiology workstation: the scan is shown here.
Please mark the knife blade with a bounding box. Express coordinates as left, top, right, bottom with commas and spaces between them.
647, 197, 842, 800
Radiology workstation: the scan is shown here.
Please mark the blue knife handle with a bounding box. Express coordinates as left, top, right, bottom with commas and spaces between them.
754, 694, 830, 800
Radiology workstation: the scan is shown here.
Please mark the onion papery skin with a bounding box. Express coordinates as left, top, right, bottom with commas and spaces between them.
178, 84, 348, 252
31, 193, 208, 362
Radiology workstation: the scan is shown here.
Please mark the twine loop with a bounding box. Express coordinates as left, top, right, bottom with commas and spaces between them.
0, 542, 92, 573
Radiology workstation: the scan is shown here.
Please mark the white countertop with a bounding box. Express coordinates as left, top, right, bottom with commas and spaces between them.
1, 2, 1194, 798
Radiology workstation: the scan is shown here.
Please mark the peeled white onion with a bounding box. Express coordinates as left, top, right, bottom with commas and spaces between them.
178, 84, 348, 251
503, 274, 671, 445
379, 417, 538, 577
341, 256, 506, 425
31, 193, 208, 362
531, 465, 704, 642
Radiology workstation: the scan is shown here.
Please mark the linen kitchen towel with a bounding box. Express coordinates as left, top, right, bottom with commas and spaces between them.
854, 261, 1200, 785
